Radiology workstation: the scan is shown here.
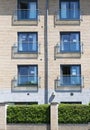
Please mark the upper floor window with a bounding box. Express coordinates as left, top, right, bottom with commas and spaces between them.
18, 0, 38, 20
18, 65, 38, 86
18, 32, 38, 53
60, 0, 80, 20
60, 32, 80, 52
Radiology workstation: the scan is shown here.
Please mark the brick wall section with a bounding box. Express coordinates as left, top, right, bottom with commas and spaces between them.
7, 124, 50, 130
50, 102, 58, 130
59, 124, 88, 130
0, 103, 6, 130
7, 124, 90, 130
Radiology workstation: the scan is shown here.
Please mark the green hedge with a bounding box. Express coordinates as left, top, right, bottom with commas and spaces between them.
7, 104, 90, 124
58, 104, 90, 124
7, 105, 50, 124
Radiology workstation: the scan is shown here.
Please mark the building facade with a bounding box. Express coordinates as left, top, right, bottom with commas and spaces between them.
0, 0, 90, 104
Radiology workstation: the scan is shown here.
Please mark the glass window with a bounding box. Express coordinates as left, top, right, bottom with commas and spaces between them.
18, 65, 38, 85
18, 0, 37, 20
60, 0, 80, 19
18, 32, 38, 53
60, 65, 81, 86
60, 32, 80, 52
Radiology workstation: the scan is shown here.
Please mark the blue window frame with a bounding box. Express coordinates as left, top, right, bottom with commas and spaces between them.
60, 0, 80, 20
60, 32, 80, 52
18, 32, 38, 53
18, 65, 38, 86
60, 65, 81, 86
18, 0, 38, 20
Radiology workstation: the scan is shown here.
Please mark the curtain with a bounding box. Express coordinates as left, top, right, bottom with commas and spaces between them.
70, 2, 79, 19
34, 66, 37, 83
71, 66, 80, 85
61, 34, 70, 52
28, 33, 37, 52
28, 2, 37, 19
18, 66, 28, 85
70, 33, 79, 51
29, 66, 37, 84
76, 33, 80, 51
61, 2, 68, 19
18, 34, 23, 51
32, 34, 37, 51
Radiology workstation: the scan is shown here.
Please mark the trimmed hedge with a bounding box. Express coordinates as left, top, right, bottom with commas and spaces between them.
58, 104, 90, 124
7, 104, 90, 124
7, 105, 50, 124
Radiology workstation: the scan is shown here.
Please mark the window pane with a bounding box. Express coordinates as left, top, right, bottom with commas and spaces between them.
18, 33, 27, 51
18, 33, 37, 52
18, 66, 28, 75
70, 33, 80, 51
71, 66, 80, 75
18, 0, 37, 20
18, 65, 38, 85
70, 1, 79, 19
61, 34, 70, 51
28, 66, 38, 83
18, 75, 28, 85
28, 66, 37, 75
60, 2, 69, 19
28, 2, 37, 19
60, 0, 80, 20
28, 33, 37, 52
71, 66, 81, 85
60, 65, 81, 86
60, 32, 80, 52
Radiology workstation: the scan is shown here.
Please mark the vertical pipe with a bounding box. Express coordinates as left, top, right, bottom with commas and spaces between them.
44, 0, 48, 104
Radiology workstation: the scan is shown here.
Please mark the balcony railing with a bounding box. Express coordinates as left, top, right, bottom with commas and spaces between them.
55, 75, 83, 92
13, 9, 40, 25
55, 9, 82, 25
12, 42, 40, 59
18, 75, 38, 85
11, 76, 41, 92
55, 41, 83, 58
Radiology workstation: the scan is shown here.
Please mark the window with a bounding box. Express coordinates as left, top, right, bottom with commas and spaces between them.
18, 0, 38, 20
60, 0, 80, 20
14, 102, 38, 105
60, 65, 81, 86
61, 102, 82, 104
18, 32, 38, 53
60, 32, 80, 52
18, 65, 38, 86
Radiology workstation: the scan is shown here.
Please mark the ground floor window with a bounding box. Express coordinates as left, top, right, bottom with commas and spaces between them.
60, 65, 81, 85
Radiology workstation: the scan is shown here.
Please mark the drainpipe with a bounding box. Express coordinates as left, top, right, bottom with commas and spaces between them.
44, 0, 48, 104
